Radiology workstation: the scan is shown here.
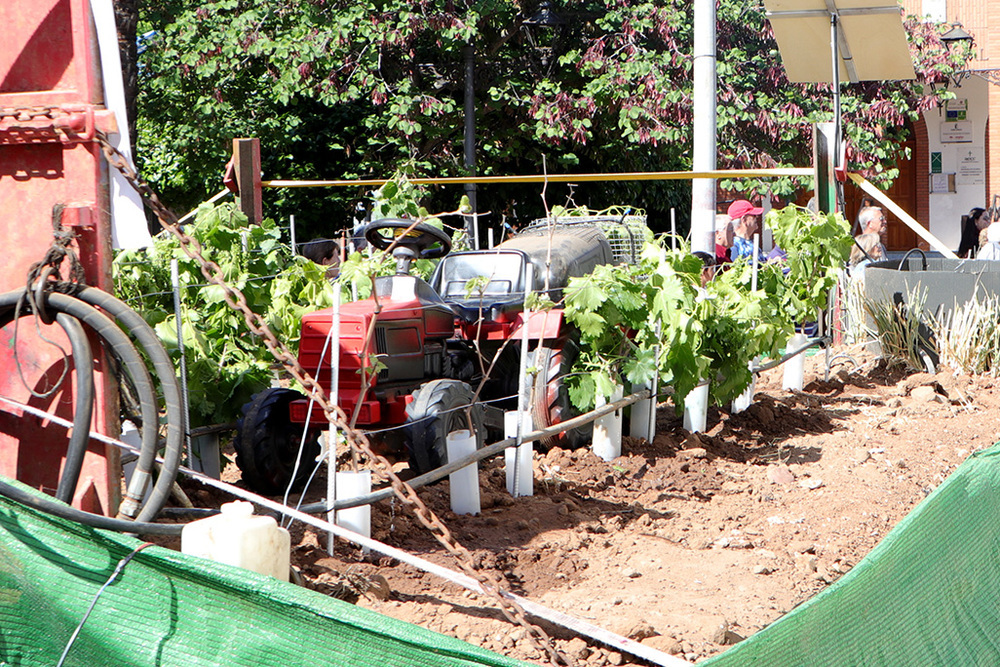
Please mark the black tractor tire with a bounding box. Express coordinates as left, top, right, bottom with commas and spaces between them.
233, 387, 321, 495
406, 379, 484, 475
530, 339, 592, 451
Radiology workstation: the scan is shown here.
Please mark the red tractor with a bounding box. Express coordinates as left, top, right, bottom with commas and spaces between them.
233, 216, 643, 493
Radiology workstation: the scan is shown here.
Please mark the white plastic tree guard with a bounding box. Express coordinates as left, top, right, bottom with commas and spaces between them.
334, 470, 372, 541
593, 384, 624, 461
446, 430, 481, 515
783, 333, 809, 391
731, 364, 756, 414
683, 381, 710, 433
630, 379, 655, 442
504, 411, 534, 497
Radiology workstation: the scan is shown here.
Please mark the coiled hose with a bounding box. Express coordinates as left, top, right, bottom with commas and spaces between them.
0, 284, 184, 531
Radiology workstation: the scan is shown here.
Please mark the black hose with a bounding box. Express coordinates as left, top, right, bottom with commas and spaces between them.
0, 286, 182, 525
68, 286, 184, 522
53, 313, 94, 504
0, 477, 182, 536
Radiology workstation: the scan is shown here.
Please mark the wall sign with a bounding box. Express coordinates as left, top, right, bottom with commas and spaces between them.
945, 98, 968, 121
941, 121, 973, 143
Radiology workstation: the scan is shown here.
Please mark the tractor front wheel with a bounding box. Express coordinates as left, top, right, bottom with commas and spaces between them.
233, 388, 321, 494
405, 379, 484, 475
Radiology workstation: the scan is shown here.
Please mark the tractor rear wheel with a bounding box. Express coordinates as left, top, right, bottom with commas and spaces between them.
233, 388, 321, 494
531, 339, 592, 450
405, 379, 484, 475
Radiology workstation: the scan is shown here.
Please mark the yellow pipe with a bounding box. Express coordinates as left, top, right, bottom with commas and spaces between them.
847, 173, 957, 259
261, 168, 814, 188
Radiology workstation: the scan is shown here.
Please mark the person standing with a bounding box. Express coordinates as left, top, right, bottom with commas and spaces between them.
957, 207, 987, 258
856, 206, 888, 257
728, 199, 767, 263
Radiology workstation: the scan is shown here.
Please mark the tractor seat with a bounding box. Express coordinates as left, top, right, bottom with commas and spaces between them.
431, 250, 529, 323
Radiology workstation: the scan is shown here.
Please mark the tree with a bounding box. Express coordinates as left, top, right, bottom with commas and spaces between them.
135, 0, 970, 238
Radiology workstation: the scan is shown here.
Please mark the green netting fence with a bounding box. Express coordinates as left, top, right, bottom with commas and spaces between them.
704, 441, 1000, 666
0, 481, 529, 667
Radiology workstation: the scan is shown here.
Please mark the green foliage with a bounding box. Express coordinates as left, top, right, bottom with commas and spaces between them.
563, 205, 852, 412
767, 205, 853, 323
113, 203, 335, 426
136, 2, 971, 237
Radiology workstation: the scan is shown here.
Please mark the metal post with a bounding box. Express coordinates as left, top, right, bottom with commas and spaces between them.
463, 44, 479, 248
690, 0, 717, 255
233, 138, 262, 224
170, 260, 191, 466
814, 122, 837, 214
326, 287, 341, 554
831, 14, 841, 172
289, 214, 297, 256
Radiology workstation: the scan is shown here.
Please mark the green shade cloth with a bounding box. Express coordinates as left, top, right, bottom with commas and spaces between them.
0, 481, 529, 667
704, 441, 1000, 666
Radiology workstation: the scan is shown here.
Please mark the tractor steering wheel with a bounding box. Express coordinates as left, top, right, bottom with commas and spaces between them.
364, 219, 452, 260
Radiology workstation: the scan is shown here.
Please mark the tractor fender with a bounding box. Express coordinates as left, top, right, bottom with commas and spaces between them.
509, 309, 565, 342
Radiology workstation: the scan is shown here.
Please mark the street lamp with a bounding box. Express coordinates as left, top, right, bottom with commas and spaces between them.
940, 23, 974, 88
522, 1, 566, 72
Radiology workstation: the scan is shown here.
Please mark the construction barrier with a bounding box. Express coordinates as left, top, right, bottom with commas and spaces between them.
703, 440, 1000, 666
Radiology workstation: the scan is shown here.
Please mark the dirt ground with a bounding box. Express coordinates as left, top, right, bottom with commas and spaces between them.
179, 344, 1000, 666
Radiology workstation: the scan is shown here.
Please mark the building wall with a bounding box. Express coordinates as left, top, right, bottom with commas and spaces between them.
900, 0, 995, 250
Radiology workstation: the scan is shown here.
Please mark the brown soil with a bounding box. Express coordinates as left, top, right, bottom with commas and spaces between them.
176, 345, 1000, 666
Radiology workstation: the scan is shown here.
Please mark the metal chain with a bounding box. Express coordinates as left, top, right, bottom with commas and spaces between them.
94, 133, 568, 666
0, 106, 69, 122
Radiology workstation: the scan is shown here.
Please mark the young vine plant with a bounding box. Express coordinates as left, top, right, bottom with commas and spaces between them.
114, 203, 336, 426
562, 205, 851, 412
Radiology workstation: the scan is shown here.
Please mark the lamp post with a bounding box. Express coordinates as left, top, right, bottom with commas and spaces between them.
463, 43, 478, 248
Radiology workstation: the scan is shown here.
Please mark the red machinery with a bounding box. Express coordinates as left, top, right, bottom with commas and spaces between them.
0, 1, 121, 514
233, 217, 627, 493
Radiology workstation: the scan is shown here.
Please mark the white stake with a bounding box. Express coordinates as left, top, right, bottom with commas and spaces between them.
170, 259, 191, 464
326, 287, 341, 554
514, 263, 535, 497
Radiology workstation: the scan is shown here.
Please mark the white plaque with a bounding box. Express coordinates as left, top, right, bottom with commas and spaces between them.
941, 122, 973, 143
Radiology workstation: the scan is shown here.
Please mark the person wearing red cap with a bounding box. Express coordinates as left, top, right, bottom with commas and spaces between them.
728, 199, 767, 263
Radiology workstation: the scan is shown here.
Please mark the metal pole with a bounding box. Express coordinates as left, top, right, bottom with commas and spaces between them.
326, 287, 341, 554
463, 44, 479, 248
170, 260, 191, 465
670, 208, 677, 251
690, 0, 717, 255
289, 214, 297, 256
831, 14, 841, 172
514, 263, 534, 498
